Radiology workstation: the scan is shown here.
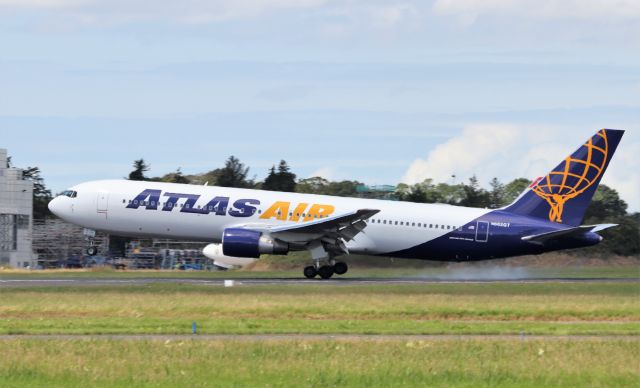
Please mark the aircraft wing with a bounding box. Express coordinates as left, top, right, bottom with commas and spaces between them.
235, 208, 380, 254
522, 224, 618, 245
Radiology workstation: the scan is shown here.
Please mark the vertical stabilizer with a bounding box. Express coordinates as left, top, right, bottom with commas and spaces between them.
505, 129, 624, 226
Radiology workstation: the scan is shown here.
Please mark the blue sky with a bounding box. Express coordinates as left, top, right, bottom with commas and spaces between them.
1, 1, 639, 210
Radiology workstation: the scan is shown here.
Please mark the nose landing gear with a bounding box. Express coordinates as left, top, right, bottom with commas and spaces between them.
84, 228, 98, 256
86, 246, 98, 256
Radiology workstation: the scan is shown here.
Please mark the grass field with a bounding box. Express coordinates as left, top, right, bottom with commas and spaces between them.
1, 273, 638, 386
1, 282, 638, 335
0, 338, 638, 387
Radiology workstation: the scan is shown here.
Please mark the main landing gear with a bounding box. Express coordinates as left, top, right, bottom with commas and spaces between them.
303, 261, 348, 279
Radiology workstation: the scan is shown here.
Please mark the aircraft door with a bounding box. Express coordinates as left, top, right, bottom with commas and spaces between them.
97, 192, 109, 213
475, 221, 489, 242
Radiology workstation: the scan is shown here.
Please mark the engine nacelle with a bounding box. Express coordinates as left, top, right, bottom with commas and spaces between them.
222, 228, 289, 258
202, 243, 256, 268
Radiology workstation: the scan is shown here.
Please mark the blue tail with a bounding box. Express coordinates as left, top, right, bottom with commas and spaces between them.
506, 129, 624, 226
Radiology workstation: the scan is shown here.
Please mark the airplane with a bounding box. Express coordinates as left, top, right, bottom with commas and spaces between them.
48, 129, 624, 279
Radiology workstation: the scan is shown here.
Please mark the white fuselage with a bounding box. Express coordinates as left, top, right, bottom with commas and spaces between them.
48, 180, 491, 256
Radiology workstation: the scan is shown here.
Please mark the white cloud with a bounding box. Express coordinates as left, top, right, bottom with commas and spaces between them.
402, 123, 524, 184
433, 0, 640, 23
402, 124, 640, 211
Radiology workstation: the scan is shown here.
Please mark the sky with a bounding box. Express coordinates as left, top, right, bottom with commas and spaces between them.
1, 0, 639, 211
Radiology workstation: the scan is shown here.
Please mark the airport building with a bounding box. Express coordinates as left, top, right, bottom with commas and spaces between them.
0, 148, 35, 268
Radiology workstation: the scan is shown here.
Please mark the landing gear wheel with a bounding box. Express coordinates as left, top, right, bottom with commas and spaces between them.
318, 265, 334, 279
86, 246, 98, 256
303, 266, 318, 279
333, 262, 348, 275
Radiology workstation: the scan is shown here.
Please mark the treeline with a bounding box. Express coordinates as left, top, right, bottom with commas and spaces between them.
128, 156, 639, 257
6, 157, 52, 219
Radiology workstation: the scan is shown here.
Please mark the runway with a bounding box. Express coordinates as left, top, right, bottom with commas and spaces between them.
0, 276, 637, 287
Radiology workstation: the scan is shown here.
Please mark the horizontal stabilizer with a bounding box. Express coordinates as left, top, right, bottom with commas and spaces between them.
522, 224, 618, 245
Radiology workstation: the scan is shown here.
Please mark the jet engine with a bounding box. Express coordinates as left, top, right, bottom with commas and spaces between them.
222, 228, 289, 258
202, 243, 256, 268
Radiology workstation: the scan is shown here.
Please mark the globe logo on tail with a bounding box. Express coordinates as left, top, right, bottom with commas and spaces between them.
531, 129, 609, 223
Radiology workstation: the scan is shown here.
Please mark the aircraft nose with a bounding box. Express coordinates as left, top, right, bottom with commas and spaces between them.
48, 197, 64, 217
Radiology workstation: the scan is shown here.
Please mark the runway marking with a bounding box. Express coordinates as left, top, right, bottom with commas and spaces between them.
0, 334, 637, 341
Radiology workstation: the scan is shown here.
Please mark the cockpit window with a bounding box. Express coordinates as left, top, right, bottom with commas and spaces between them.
60, 190, 78, 198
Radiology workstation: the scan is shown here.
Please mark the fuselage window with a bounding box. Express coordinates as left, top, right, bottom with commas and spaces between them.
412, 222, 415, 227
123, 199, 126, 204
383, 220, 387, 224
133, 200, 138, 205
441, 225, 445, 229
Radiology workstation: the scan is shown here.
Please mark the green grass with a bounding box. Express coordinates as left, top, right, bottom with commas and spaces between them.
1, 283, 638, 335
0, 338, 637, 387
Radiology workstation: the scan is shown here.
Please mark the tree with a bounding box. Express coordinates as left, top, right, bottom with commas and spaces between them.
296, 177, 330, 194
488, 177, 505, 209
128, 159, 150, 181
276, 160, 296, 192
400, 179, 445, 204
262, 166, 278, 191
405, 185, 428, 203
503, 178, 532, 205
326, 180, 361, 197
584, 185, 628, 221
459, 175, 491, 208
22, 166, 53, 219
263, 160, 297, 192
162, 168, 190, 184
434, 182, 466, 205
216, 156, 250, 188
